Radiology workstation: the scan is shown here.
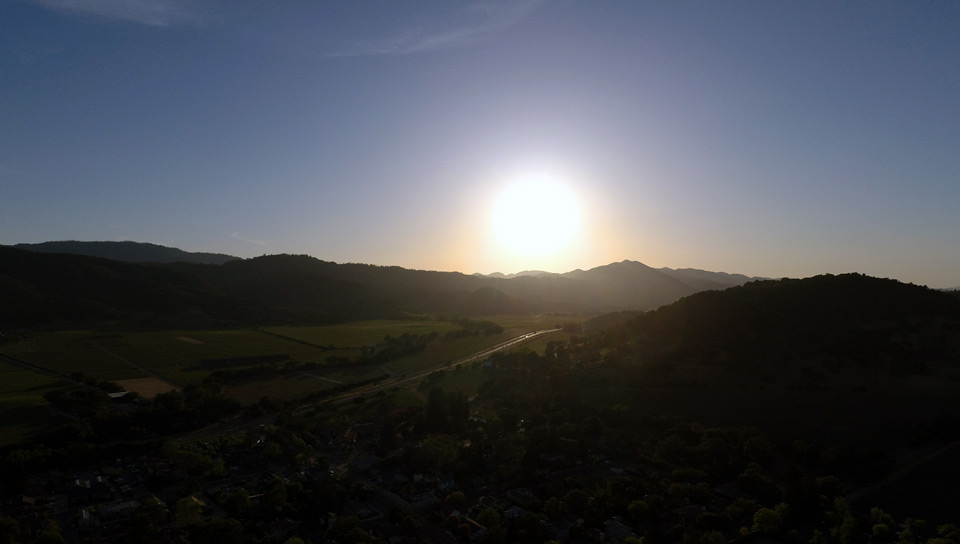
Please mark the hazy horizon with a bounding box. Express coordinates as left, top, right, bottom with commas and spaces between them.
3, 2, 959, 287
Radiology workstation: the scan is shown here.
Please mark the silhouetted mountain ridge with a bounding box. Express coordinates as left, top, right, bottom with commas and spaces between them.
1, 244, 758, 329
0, 246, 273, 329
14, 240, 238, 265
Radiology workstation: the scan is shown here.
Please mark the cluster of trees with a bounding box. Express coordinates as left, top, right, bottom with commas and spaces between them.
4, 340, 960, 544
444, 318, 504, 339
456, 346, 958, 543
327, 319, 505, 368
196, 354, 290, 370
424, 387, 470, 434
2, 380, 242, 495
358, 333, 431, 364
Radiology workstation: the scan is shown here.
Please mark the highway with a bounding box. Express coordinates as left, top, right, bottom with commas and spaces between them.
454, 329, 560, 365
180, 328, 562, 440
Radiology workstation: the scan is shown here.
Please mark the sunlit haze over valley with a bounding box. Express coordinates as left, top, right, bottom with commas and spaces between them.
5, 3, 960, 542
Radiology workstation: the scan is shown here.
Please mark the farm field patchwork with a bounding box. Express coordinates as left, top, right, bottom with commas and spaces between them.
0, 316, 578, 432
2, 332, 141, 381
1, 329, 343, 385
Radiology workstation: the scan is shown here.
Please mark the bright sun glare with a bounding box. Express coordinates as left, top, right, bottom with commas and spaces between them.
490, 174, 581, 258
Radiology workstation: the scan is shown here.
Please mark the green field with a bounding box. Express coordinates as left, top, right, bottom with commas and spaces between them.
0, 315, 582, 444
0, 329, 351, 385
264, 320, 462, 347
225, 372, 340, 404
0, 316, 570, 413
0, 361, 75, 446
2, 331, 142, 380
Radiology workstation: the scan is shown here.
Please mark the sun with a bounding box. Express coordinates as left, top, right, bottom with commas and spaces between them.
490, 173, 581, 258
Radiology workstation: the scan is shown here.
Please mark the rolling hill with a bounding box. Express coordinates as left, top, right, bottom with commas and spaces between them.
577, 273, 960, 448
619, 272, 960, 375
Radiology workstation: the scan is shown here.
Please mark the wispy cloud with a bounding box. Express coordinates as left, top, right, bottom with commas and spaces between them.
330, 0, 545, 57
26, 0, 201, 27
231, 232, 268, 246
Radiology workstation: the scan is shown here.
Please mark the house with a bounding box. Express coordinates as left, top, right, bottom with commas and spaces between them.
77, 508, 93, 528
11, 495, 36, 516
68, 478, 113, 507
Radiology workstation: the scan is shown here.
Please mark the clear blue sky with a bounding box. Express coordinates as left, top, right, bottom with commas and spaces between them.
2, 1, 958, 287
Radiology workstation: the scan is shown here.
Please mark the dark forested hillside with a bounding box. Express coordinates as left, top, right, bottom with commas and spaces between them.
568, 273, 960, 450
0, 246, 329, 329
620, 273, 960, 376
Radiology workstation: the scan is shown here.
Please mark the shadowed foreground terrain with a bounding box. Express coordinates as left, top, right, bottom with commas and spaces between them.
2, 273, 960, 543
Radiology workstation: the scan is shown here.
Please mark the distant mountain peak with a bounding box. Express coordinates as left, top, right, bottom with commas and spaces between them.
474, 270, 555, 279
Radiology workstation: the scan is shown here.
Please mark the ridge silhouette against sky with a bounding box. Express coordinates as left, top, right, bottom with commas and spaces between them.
2, 1, 958, 287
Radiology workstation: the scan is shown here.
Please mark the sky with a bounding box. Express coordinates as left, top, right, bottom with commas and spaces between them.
2, 1, 959, 287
